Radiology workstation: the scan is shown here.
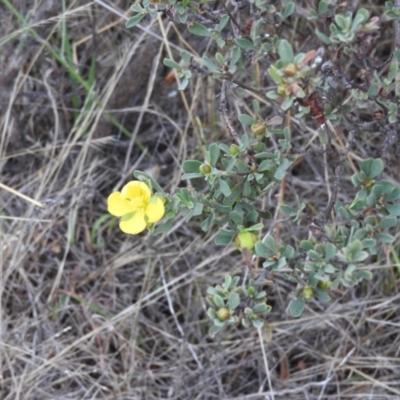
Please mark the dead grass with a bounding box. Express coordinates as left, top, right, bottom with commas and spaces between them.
0, 0, 400, 399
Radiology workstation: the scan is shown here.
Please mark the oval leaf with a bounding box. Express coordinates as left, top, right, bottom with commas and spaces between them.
290, 298, 305, 317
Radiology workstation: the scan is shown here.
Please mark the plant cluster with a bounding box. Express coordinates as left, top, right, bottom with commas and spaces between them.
113, 1, 400, 338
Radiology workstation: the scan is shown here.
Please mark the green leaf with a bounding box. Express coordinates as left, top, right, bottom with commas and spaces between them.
315, 288, 331, 303
266, 90, 280, 100
283, 245, 295, 259
315, 29, 332, 44
300, 240, 314, 251
258, 159, 274, 172
385, 204, 400, 216
278, 39, 294, 64
386, 187, 400, 201
192, 202, 203, 216
290, 298, 305, 317
153, 218, 174, 234
208, 143, 220, 167
324, 243, 336, 260
262, 235, 275, 252
255, 242, 269, 258
240, 134, 249, 148
178, 75, 190, 90
345, 264, 357, 276
213, 294, 225, 308
244, 223, 264, 231
351, 8, 370, 30
201, 214, 213, 232
126, 14, 146, 28
223, 275, 233, 290
252, 303, 269, 313
360, 158, 372, 176
188, 22, 212, 37
234, 38, 256, 51
308, 250, 323, 262
281, 2, 295, 20
370, 158, 384, 178
163, 58, 182, 70
229, 211, 243, 225
355, 270, 373, 280
267, 65, 283, 84
348, 240, 363, 258
202, 56, 220, 71
215, 52, 225, 66
276, 257, 287, 269
219, 178, 232, 197
274, 158, 290, 180
238, 114, 255, 125
281, 96, 294, 111
214, 228, 236, 245
181, 172, 204, 180
228, 292, 240, 309
375, 233, 395, 243
324, 264, 335, 273
378, 216, 398, 228
352, 251, 369, 262
318, 1, 328, 15
251, 319, 264, 329
230, 46, 241, 68
180, 50, 191, 65
280, 204, 296, 215
209, 325, 224, 338
218, 14, 230, 31
182, 160, 203, 173
334, 14, 350, 31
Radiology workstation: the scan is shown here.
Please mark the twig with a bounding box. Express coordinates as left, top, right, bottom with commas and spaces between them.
324, 129, 356, 219
395, 1, 400, 98
219, 80, 241, 144
0, 182, 44, 208
258, 328, 275, 400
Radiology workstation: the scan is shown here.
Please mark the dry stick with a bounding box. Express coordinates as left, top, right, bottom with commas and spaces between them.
324, 129, 355, 219
258, 328, 275, 400
219, 80, 241, 144
0, 182, 44, 208
395, 1, 400, 98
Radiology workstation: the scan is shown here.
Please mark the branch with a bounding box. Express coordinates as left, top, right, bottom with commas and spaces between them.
324, 130, 356, 219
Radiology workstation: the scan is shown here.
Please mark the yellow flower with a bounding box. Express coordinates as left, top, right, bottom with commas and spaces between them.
107, 181, 165, 234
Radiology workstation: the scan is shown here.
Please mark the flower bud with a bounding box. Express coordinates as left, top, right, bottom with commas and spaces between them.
234, 231, 258, 251
317, 280, 331, 290
276, 83, 288, 96
301, 286, 314, 300
199, 163, 212, 174
251, 121, 266, 136
283, 63, 298, 77
216, 307, 231, 321
229, 144, 240, 155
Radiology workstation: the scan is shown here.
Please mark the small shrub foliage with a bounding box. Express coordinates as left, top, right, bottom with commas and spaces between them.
119, 1, 400, 338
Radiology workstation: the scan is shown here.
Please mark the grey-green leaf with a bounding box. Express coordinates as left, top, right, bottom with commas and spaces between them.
188, 22, 212, 37
278, 39, 294, 64
290, 298, 305, 317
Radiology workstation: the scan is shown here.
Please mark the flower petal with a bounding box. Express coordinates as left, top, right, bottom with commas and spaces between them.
145, 195, 165, 223
119, 210, 146, 234
108, 192, 135, 217
121, 181, 151, 202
